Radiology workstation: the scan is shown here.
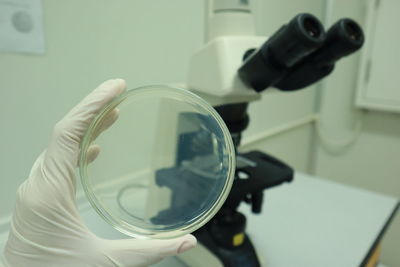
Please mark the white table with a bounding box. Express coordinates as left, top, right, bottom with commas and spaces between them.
239, 173, 398, 267
0, 172, 398, 266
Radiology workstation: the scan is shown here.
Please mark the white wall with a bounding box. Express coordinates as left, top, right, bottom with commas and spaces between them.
0, 0, 204, 223
313, 0, 400, 266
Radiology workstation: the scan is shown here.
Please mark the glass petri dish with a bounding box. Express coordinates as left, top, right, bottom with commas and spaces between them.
79, 85, 235, 239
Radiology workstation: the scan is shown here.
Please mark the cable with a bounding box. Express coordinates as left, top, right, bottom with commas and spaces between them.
116, 183, 148, 220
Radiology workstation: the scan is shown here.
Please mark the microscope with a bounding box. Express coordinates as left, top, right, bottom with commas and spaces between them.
156, 0, 364, 266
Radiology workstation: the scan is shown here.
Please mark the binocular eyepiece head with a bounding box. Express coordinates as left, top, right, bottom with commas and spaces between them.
238, 13, 364, 92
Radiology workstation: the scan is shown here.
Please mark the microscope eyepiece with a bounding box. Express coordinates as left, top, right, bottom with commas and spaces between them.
304, 16, 322, 38
315, 18, 364, 63
344, 19, 363, 42
238, 13, 326, 92
264, 13, 325, 68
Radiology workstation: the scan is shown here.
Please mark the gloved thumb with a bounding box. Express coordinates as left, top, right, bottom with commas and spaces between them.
101, 234, 197, 266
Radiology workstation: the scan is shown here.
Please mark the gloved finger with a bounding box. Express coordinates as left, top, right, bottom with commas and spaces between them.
102, 234, 197, 266
81, 106, 118, 164
91, 108, 120, 141
46, 79, 126, 166
54, 78, 125, 146
67, 79, 126, 132
87, 144, 100, 163
41, 79, 126, 196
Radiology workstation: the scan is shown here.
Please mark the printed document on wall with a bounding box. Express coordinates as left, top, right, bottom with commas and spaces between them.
0, 0, 45, 54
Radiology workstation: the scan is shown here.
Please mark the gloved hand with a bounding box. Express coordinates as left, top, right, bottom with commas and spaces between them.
2, 79, 196, 267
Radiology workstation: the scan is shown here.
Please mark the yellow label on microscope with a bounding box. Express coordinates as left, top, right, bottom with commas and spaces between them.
233, 233, 245, 246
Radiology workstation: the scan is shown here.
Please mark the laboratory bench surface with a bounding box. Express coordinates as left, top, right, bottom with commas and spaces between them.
238, 172, 399, 267
0, 172, 398, 267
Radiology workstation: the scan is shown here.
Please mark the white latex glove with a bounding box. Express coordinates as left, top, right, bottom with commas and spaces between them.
2, 79, 197, 267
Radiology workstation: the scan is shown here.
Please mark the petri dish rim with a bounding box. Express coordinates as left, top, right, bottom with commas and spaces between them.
79, 84, 236, 239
